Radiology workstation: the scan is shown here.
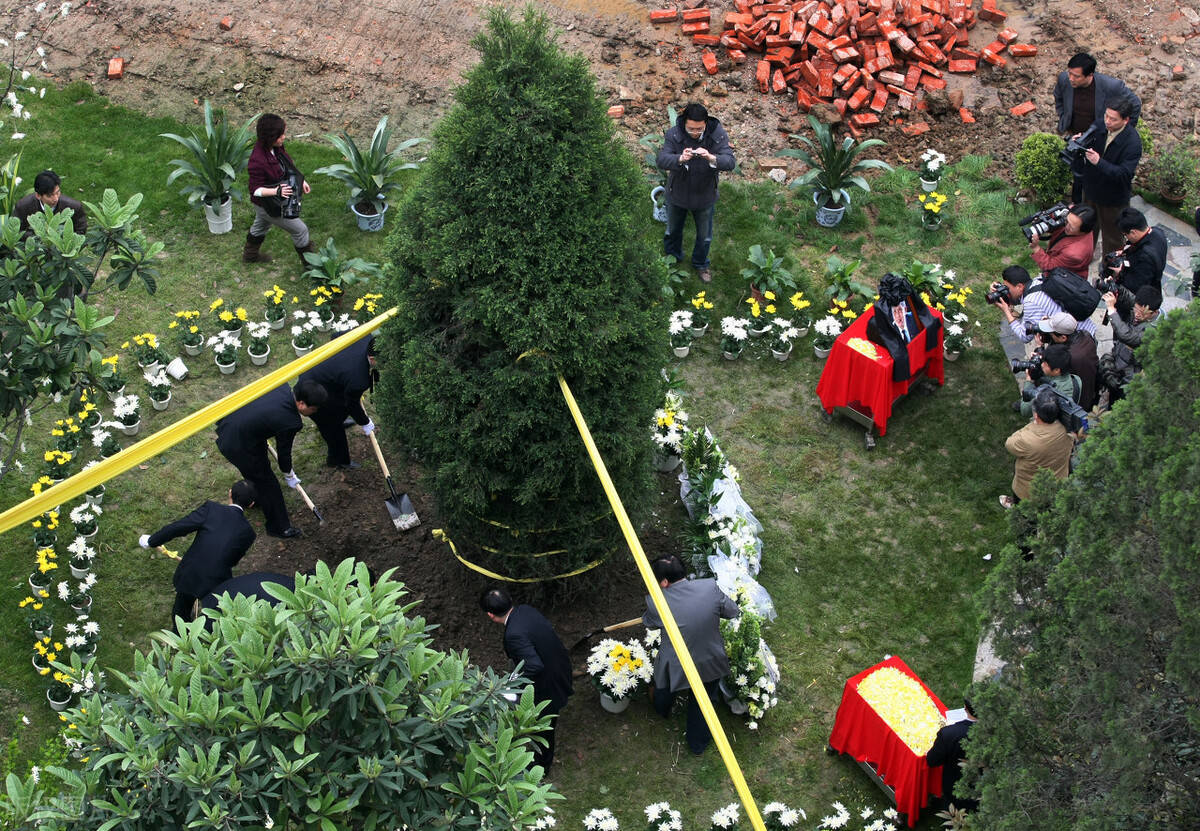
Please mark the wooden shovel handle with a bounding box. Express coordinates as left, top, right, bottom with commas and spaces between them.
266, 443, 316, 509
368, 432, 392, 480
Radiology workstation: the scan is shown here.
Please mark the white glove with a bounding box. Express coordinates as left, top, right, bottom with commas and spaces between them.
138, 534, 151, 549
362, 419, 376, 436
284, 470, 301, 489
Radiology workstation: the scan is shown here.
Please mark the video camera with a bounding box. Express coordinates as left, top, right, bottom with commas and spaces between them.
1049, 387, 1089, 435
1060, 124, 1099, 167
1019, 202, 1070, 241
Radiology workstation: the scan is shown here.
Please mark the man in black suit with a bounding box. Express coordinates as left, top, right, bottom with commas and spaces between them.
1075, 95, 1142, 255
926, 699, 980, 812
1112, 207, 1167, 295
138, 480, 258, 624
215, 380, 327, 539
481, 587, 573, 772
297, 334, 377, 469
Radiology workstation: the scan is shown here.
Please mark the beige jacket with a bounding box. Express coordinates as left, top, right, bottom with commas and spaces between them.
1005, 419, 1074, 500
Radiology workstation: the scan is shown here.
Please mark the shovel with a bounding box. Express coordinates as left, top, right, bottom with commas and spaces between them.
570, 617, 643, 650
368, 431, 420, 531
267, 445, 325, 526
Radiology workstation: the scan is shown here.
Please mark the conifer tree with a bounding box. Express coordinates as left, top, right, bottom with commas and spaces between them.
966, 307, 1200, 828
377, 6, 665, 580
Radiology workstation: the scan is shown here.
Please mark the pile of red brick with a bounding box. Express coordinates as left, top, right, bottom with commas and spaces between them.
650, 0, 1038, 135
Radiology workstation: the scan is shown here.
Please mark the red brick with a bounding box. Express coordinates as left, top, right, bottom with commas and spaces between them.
694, 34, 721, 45
106, 56, 125, 79
948, 59, 976, 72
850, 112, 880, 127
985, 40, 1007, 54
607, 105, 625, 118
981, 48, 1007, 67
682, 7, 711, 22
917, 60, 943, 78
848, 86, 871, 110
728, 49, 748, 64
897, 92, 916, 110
920, 74, 946, 90
219, 16, 234, 31
771, 68, 788, 92
978, 7, 1007, 23
878, 69, 907, 87
869, 86, 889, 111
996, 27, 1019, 44
681, 21, 710, 34
1009, 43, 1038, 57
756, 60, 772, 92
702, 49, 719, 75
951, 47, 980, 59
724, 12, 754, 27
959, 107, 975, 123
1010, 101, 1037, 116
901, 121, 931, 136
904, 64, 923, 90
649, 8, 678, 23
795, 87, 814, 111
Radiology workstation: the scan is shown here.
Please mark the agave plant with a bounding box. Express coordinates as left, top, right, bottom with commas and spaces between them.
160, 101, 258, 207
314, 116, 425, 215
780, 115, 893, 208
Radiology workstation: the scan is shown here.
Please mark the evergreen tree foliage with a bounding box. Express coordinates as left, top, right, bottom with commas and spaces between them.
377, 6, 665, 580
967, 306, 1200, 828
5, 560, 557, 830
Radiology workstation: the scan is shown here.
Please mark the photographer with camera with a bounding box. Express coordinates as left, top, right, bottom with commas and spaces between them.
1013, 343, 1080, 419
1036, 312, 1098, 412
1000, 386, 1076, 509
1027, 203, 1096, 279
1098, 285, 1163, 407
1073, 95, 1142, 256
1105, 207, 1167, 295
989, 266, 1097, 349
1054, 53, 1140, 203
245, 113, 316, 268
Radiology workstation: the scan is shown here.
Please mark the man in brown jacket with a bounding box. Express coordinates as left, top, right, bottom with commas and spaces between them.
1000, 388, 1075, 508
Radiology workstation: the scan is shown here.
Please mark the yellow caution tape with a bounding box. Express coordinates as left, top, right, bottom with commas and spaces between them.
555, 374, 767, 831
0, 309, 396, 537
431, 528, 603, 582
462, 507, 614, 534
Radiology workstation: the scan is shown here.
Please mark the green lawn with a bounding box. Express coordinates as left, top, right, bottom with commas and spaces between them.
1, 82, 1033, 828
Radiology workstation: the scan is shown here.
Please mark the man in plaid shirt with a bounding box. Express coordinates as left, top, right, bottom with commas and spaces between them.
991, 265, 1098, 346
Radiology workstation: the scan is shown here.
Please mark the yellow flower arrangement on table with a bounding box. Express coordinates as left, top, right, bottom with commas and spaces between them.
856, 665, 945, 755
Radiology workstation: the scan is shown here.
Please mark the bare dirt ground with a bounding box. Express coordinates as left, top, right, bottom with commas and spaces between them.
20, 0, 1200, 173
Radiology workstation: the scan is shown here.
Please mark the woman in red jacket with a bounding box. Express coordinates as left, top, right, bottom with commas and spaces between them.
243, 114, 315, 267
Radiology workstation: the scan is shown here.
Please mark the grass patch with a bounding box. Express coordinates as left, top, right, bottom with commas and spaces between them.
4, 85, 1031, 827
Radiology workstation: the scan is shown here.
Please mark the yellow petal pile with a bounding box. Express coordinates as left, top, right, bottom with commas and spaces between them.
856, 666, 945, 755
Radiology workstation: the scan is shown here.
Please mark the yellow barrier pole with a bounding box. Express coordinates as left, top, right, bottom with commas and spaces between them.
0, 308, 396, 537
556, 375, 767, 831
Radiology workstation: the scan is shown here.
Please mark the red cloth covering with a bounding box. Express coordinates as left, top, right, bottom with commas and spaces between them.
828, 656, 948, 827
815, 306, 945, 435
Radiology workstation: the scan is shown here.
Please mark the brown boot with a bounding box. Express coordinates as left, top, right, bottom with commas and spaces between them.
242, 232, 272, 263
296, 241, 317, 271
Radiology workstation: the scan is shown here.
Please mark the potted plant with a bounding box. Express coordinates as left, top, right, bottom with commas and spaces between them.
112, 393, 142, 436
52, 417, 82, 453
207, 331, 241, 374
1145, 140, 1196, 205
309, 285, 340, 328
239, 320, 270, 366
781, 114, 893, 227
128, 332, 168, 370
651, 390, 689, 471
720, 316, 750, 360
1014, 132, 1073, 206
92, 426, 121, 459
788, 290, 813, 334
47, 668, 74, 711
329, 314, 361, 336
769, 319, 801, 361
31, 512, 59, 547
637, 104, 679, 222
822, 255, 871, 306
669, 309, 694, 357
740, 244, 796, 299
160, 100, 258, 234
97, 357, 126, 401
64, 616, 100, 655
32, 635, 57, 674
263, 285, 289, 329
585, 637, 653, 712
77, 398, 102, 430
291, 311, 320, 356
918, 190, 949, 230
918, 148, 947, 191
689, 290, 714, 336
22, 595, 52, 639
42, 449, 73, 482
70, 502, 102, 539
209, 298, 249, 333
58, 574, 95, 612
351, 292, 384, 324
170, 309, 204, 355
144, 366, 172, 411
744, 294, 777, 336
314, 116, 425, 231
31, 546, 57, 592
67, 536, 97, 578
812, 314, 844, 358
301, 238, 382, 292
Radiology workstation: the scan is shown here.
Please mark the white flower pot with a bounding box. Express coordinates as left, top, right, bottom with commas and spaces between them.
749, 325, 770, 339
771, 345, 793, 361
166, 357, 189, 380
796, 325, 810, 338
920, 177, 939, 192
86, 487, 105, 507
672, 345, 690, 358
722, 349, 742, 361
150, 392, 171, 411
267, 315, 286, 330
293, 340, 314, 357
117, 419, 140, 437
183, 341, 203, 357
71, 563, 91, 579
203, 196, 234, 234
351, 200, 388, 232
813, 345, 832, 359
71, 596, 92, 613
249, 346, 271, 366
47, 689, 72, 712
216, 357, 237, 375
599, 693, 630, 714
105, 386, 125, 403
77, 525, 98, 540
30, 575, 49, 593
944, 348, 961, 362
654, 452, 682, 473
690, 323, 709, 338
139, 359, 163, 375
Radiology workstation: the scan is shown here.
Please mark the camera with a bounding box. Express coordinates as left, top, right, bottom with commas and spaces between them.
1012, 347, 1045, 378
1050, 388, 1089, 435
986, 283, 1012, 305
1100, 249, 1126, 282
1059, 124, 1099, 167
1096, 277, 1119, 296
1019, 202, 1070, 241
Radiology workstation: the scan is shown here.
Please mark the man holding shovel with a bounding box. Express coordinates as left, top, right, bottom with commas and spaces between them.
297, 333, 377, 470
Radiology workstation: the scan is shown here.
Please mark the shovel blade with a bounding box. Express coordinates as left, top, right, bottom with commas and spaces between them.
385, 493, 420, 531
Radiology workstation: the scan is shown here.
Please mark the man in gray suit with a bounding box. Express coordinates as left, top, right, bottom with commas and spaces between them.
1053, 52, 1140, 203
642, 554, 740, 755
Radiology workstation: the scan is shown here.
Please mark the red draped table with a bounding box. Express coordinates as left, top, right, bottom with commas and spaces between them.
815, 307, 944, 439
828, 656, 947, 827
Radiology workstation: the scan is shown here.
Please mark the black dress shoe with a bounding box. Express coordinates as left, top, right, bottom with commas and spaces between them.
326, 460, 361, 470
267, 526, 303, 539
